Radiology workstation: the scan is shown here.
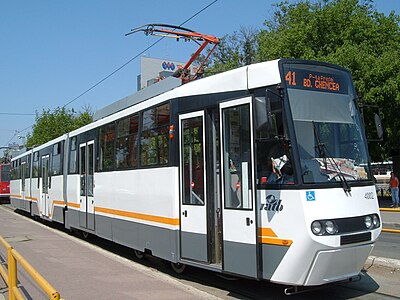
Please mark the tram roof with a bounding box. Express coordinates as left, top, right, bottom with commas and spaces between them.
12, 59, 283, 158
70, 59, 281, 137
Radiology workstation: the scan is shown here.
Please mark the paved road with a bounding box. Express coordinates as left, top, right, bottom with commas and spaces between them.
372, 231, 400, 260
174, 262, 400, 299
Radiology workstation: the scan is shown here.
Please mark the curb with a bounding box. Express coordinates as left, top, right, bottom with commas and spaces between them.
365, 256, 400, 270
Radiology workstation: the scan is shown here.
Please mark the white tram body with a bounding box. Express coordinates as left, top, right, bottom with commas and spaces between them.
10, 59, 381, 287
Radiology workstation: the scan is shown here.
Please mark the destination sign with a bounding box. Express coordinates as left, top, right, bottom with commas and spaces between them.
284, 66, 348, 94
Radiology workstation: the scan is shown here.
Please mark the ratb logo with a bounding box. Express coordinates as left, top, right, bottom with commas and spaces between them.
260, 194, 284, 212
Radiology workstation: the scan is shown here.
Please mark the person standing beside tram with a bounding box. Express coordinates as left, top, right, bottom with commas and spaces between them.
390, 172, 399, 208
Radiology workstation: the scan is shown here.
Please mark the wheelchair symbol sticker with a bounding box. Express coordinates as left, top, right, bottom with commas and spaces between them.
306, 191, 316, 201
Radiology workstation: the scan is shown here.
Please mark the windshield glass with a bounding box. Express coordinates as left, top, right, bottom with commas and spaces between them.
284, 63, 371, 184
1, 165, 11, 182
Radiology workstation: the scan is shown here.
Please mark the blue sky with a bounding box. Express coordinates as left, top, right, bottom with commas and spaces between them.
0, 0, 398, 156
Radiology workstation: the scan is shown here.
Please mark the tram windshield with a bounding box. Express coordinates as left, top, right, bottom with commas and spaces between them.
1, 165, 11, 182
284, 63, 372, 184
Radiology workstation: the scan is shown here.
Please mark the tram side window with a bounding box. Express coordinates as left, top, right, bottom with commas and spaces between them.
69, 137, 77, 174
10, 162, 14, 180
15, 159, 21, 180
52, 142, 62, 175
116, 114, 139, 169
255, 90, 296, 185
255, 90, 284, 140
25, 154, 31, 178
99, 123, 116, 171
32, 152, 39, 178
182, 117, 205, 205
11, 161, 17, 180
140, 103, 170, 167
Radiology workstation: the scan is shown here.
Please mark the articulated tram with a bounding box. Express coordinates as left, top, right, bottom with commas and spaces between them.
10, 59, 381, 288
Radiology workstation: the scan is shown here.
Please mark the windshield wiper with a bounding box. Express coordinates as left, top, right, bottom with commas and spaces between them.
312, 122, 351, 194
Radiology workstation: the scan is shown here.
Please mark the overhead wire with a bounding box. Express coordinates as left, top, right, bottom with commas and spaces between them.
62, 0, 218, 108
0, 113, 35, 116
4, 0, 218, 147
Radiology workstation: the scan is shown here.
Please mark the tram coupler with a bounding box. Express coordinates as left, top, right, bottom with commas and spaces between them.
284, 286, 308, 296
284, 274, 363, 296
284, 285, 325, 296
339, 274, 362, 285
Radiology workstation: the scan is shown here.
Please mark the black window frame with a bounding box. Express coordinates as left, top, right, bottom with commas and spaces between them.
115, 113, 139, 170
98, 122, 116, 172
140, 102, 171, 168
32, 151, 39, 178
69, 136, 78, 174
51, 142, 63, 176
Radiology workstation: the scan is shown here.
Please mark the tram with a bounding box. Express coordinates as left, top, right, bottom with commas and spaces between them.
0, 164, 11, 202
10, 59, 381, 287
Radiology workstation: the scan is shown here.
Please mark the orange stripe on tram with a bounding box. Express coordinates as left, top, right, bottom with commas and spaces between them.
259, 227, 293, 246
95, 206, 180, 226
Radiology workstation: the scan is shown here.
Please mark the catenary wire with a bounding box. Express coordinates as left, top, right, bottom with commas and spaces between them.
62, 0, 218, 108
5, 0, 218, 147
0, 113, 35, 116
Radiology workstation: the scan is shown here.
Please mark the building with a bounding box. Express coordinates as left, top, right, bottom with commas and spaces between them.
137, 56, 197, 90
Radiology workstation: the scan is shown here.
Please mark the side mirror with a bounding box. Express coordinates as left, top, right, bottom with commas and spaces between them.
255, 95, 273, 132
361, 104, 384, 142
265, 90, 274, 129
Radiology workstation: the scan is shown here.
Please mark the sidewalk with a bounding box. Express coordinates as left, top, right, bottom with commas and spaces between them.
0, 206, 220, 300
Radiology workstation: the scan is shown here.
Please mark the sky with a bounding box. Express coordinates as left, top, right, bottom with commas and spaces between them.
0, 0, 398, 157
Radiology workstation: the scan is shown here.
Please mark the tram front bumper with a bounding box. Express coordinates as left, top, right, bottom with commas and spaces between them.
304, 243, 374, 286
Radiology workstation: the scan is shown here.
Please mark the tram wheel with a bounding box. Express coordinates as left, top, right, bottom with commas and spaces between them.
134, 249, 145, 259
170, 262, 186, 274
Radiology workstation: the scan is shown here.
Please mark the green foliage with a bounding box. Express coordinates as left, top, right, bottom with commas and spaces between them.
257, 0, 400, 161
203, 27, 260, 75
205, 0, 399, 161
26, 107, 93, 148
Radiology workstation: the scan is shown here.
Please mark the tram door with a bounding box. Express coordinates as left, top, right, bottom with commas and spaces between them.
79, 141, 95, 230
179, 111, 208, 262
40, 155, 51, 217
220, 97, 258, 278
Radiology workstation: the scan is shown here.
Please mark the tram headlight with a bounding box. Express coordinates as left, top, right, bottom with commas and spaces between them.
372, 214, 380, 228
325, 220, 338, 235
311, 214, 380, 236
311, 221, 324, 235
364, 215, 373, 229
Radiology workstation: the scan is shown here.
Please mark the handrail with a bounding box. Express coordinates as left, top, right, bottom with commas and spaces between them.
380, 207, 400, 212
381, 228, 400, 233
0, 235, 63, 300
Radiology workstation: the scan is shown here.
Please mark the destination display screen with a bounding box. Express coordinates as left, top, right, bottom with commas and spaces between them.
283, 65, 349, 94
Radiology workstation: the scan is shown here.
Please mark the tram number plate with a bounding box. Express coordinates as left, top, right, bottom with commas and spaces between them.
364, 192, 374, 200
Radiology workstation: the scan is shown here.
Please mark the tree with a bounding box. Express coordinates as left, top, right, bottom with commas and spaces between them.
256, 0, 400, 161
202, 0, 399, 161
203, 26, 260, 75
26, 107, 93, 148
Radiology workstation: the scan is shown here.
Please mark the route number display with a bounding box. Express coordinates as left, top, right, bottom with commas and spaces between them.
284, 66, 349, 94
